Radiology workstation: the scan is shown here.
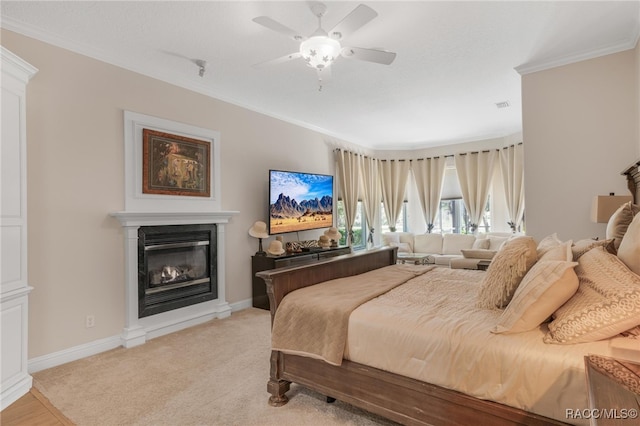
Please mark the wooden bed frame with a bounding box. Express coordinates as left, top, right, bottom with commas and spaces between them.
256, 247, 569, 426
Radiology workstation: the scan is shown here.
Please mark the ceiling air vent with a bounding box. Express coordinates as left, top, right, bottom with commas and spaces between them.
495, 101, 510, 109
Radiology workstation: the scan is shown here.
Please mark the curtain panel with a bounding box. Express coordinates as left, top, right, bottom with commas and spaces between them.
379, 159, 410, 232
360, 155, 381, 245
454, 150, 497, 233
499, 144, 525, 232
411, 157, 446, 233
335, 149, 360, 245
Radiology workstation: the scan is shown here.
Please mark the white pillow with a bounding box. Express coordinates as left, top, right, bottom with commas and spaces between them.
539, 240, 573, 262
617, 212, 640, 275
471, 238, 490, 250
492, 261, 579, 334
487, 236, 509, 251
536, 233, 562, 258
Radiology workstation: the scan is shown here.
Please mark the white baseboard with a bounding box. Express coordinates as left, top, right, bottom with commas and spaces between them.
28, 301, 253, 374
1, 373, 32, 411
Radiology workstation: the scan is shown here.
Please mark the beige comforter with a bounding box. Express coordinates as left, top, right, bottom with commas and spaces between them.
271, 264, 433, 365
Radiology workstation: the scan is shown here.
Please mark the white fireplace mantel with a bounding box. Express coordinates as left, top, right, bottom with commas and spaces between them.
110, 210, 239, 348
111, 210, 238, 227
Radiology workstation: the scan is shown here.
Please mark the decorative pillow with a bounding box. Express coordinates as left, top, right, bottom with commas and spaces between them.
571, 238, 615, 260
476, 236, 538, 309
471, 238, 490, 250
383, 233, 400, 245
492, 261, 579, 334
617, 212, 640, 275
536, 233, 562, 259
539, 240, 573, 262
606, 201, 640, 250
487, 236, 509, 251
390, 242, 412, 253
544, 247, 640, 344
461, 249, 496, 260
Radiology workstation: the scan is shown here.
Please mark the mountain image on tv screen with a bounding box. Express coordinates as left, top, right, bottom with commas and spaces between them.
269, 170, 333, 235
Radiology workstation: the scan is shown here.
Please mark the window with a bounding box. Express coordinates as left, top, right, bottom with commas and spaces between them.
336, 200, 366, 250
380, 202, 407, 233
432, 197, 491, 234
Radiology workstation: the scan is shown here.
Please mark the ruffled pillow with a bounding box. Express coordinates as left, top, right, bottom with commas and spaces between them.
476, 236, 538, 309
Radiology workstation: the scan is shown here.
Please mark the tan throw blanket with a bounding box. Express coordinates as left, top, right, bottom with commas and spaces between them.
271, 264, 434, 366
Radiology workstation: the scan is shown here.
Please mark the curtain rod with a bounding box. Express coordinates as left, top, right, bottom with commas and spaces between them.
335, 142, 523, 161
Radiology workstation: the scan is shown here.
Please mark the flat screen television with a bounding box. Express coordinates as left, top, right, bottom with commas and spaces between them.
269, 169, 334, 235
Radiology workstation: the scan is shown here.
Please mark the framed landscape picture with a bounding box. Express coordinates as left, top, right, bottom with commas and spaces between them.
142, 128, 211, 197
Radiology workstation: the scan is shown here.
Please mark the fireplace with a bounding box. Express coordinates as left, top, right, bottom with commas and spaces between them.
138, 224, 217, 318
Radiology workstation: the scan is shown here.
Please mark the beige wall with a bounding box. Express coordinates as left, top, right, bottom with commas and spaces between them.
522, 48, 639, 242
2, 30, 337, 358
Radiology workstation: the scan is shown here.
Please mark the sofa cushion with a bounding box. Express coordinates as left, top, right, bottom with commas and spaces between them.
450, 258, 483, 269
413, 233, 443, 253
389, 242, 412, 253
442, 234, 476, 255
461, 249, 496, 260
383, 232, 414, 252
432, 254, 460, 266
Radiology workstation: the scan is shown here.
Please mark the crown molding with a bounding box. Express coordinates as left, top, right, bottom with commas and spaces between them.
515, 36, 639, 76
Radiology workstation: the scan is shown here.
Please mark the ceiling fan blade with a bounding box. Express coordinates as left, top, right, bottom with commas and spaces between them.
252, 16, 305, 41
341, 46, 396, 65
328, 4, 377, 40
253, 52, 302, 68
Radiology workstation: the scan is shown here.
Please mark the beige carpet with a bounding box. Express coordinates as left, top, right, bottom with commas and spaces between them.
33, 308, 397, 426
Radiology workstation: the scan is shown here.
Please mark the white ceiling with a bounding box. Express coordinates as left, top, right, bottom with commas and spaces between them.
1, 1, 639, 150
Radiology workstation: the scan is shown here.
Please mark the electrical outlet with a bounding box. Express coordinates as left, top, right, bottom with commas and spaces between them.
85, 315, 95, 328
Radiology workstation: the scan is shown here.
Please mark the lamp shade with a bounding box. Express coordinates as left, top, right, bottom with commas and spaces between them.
591, 195, 633, 223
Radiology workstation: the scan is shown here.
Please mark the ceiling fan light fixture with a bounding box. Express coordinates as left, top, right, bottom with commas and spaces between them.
300, 36, 341, 70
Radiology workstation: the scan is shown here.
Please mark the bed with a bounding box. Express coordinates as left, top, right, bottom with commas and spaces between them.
257, 223, 640, 425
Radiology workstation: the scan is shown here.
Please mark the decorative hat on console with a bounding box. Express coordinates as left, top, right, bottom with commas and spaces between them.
249, 221, 269, 239
324, 227, 342, 242
318, 235, 331, 248
266, 240, 285, 256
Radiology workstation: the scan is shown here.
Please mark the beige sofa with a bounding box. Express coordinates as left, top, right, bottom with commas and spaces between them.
382, 231, 514, 269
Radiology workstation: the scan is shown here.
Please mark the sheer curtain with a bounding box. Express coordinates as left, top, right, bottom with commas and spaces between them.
335, 149, 360, 245
500, 144, 525, 232
360, 155, 381, 246
454, 150, 497, 233
411, 157, 446, 233
379, 159, 410, 232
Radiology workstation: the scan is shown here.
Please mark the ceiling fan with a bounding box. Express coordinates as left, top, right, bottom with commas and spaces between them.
252, 2, 396, 90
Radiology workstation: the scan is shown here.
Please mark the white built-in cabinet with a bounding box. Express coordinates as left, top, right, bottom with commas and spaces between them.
1, 46, 37, 410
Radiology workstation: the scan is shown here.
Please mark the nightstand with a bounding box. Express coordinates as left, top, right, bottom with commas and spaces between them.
584, 354, 640, 425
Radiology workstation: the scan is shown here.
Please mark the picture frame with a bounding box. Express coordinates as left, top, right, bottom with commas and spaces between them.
142, 128, 211, 197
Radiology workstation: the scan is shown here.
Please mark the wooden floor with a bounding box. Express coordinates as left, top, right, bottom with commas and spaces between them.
1, 388, 74, 426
